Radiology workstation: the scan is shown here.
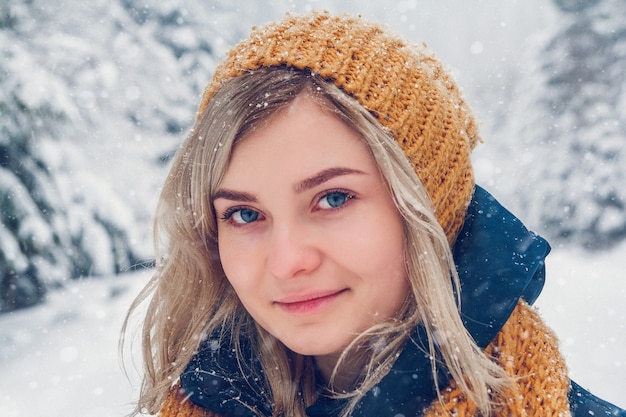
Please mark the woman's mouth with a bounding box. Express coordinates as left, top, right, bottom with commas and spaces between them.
275, 289, 347, 314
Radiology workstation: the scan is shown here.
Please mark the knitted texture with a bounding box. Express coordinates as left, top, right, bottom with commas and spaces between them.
160, 385, 219, 417
158, 300, 572, 417
424, 300, 572, 417
197, 11, 480, 242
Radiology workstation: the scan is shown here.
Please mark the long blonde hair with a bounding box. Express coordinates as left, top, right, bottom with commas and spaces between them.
122, 67, 509, 417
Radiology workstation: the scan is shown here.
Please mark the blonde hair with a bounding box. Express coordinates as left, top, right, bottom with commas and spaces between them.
122, 67, 509, 417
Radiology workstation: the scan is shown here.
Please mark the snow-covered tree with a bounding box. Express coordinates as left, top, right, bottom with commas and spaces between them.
0, 0, 198, 312
499, 0, 626, 249
1, 3, 143, 311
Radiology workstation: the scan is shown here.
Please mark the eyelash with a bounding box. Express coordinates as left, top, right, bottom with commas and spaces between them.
219, 206, 258, 224
314, 189, 356, 211
218, 189, 356, 226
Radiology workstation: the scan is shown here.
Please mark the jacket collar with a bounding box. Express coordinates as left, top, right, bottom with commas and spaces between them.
456, 185, 549, 347
181, 185, 551, 417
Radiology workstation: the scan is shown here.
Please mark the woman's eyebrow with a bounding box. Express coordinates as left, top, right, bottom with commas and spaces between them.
212, 189, 257, 203
213, 167, 366, 202
294, 167, 366, 193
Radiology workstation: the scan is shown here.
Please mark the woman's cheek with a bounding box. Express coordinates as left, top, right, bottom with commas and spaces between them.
219, 234, 260, 289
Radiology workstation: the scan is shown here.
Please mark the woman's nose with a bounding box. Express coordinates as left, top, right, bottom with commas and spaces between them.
266, 222, 322, 280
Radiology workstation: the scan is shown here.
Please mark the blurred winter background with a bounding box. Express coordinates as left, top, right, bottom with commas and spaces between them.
0, 0, 624, 415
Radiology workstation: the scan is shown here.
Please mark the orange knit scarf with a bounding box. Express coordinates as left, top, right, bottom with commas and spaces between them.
158, 301, 572, 417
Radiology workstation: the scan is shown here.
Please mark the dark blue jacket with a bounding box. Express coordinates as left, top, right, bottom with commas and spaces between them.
181, 186, 625, 416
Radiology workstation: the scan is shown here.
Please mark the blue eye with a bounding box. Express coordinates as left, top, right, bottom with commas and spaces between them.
318, 191, 353, 209
223, 208, 260, 224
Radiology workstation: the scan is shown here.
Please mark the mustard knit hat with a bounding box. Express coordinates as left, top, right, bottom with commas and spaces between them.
198, 11, 480, 243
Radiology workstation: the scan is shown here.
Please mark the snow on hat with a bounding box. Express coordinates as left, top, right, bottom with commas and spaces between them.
198, 11, 480, 243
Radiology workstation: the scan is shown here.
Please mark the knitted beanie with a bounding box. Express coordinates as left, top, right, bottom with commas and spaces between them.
198, 11, 481, 243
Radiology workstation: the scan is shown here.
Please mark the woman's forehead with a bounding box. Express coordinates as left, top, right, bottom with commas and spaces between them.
219, 96, 374, 189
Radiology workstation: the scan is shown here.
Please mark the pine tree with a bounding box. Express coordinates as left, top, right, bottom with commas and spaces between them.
505, 0, 626, 249
0, 2, 145, 311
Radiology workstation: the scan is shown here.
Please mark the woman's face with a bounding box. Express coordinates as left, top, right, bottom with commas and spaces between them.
213, 94, 409, 365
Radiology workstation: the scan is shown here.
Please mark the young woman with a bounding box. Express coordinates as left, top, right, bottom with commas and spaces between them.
123, 11, 625, 417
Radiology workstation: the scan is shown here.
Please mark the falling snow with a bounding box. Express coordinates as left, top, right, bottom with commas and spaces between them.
1, 0, 624, 415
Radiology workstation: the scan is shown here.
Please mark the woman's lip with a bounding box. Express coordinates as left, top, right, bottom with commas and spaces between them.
276, 289, 344, 304
275, 289, 347, 314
